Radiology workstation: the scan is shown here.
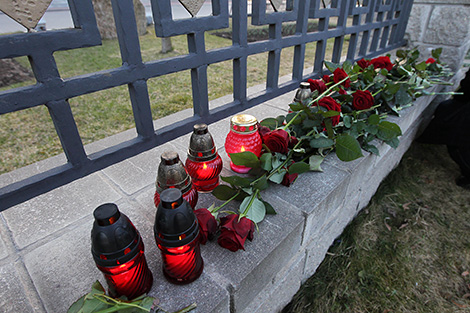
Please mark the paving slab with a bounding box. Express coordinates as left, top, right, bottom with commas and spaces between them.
2, 172, 122, 249
194, 186, 304, 312
101, 142, 186, 196
23, 199, 157, 313
0, 262, 37, 313
241, 250, 306, 313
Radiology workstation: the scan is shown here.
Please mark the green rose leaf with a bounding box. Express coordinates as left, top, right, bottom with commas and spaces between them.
321, 110, 340, 118
395, 85, 412, 106
309, 155, 324, 172
368, 114, 380, 125
242, 196, 266, 224
365, 124, 378, 135
212, 184, 239, 200
288, 162, 310, 174
289, 102, 304, 112
377, 121, 402, 141
253, 176, 269, 191
363, 143, 380, 156
221, 175, 252, 188
260, 118, 278, 129
262, 200, 277, 215
343, 115, 352, 128
335, 133, 364, 162
396, 49, 407, 59
229, 151, 260, 168
432, 47, 442, 60
260, 153, 273, 171
386, 137, 400, 149
343, 60, 353, 74
415, 61, 427, 71
269, 170, 286, 184
324, 60, 340, 72
310, 137, 335, 148
276, 115, 286, 126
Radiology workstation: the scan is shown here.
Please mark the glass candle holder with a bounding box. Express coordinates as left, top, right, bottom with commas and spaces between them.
185, 124, 223, 192
91, 203, 153, 300
224, 114, 262, 173
154, 189, 204, 284
154, 151, 198, 209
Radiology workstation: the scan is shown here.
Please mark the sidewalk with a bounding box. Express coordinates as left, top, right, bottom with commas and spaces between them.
0, 69, 460, 312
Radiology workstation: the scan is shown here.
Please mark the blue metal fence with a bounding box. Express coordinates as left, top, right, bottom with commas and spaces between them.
0, 0, 413, 211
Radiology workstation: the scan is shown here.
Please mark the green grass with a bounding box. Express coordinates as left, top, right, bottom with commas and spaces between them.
283, 142, 470, 313
0, 24, 348, 174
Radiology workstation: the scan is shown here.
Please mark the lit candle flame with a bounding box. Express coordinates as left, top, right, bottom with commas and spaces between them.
203, 163, 207, 170
241, 146, 245, 152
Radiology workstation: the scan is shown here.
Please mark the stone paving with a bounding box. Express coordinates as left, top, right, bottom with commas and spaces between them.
0, 71, 463, 312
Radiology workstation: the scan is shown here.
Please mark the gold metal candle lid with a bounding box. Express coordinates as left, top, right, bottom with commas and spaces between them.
188, 124, 217, 161
156, 151, 192, 193
230, 114, 258, 134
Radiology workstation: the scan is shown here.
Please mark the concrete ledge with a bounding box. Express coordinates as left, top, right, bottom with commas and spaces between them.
0, 77, 454, 312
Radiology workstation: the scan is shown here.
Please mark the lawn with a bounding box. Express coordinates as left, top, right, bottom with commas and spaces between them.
282, 142, 470, 313
0, 23, 347, 174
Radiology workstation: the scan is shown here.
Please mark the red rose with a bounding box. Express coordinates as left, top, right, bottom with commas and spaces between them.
258, 125, 271, 138
370, 56, 393, 71
357, 58, 371, 69
338, 88, 347, 95
307, 78, 327, 94
217, 214, 255, 252
322, 75, 331, 83
352, 90, 374, 110
425, 58, 436, 64
261, 129, 290, 154
288, 136, 299, 149
333, 68, 351, 88
317, 96, 341, 126
194, 208, 218, 244
281, 166, 298, 187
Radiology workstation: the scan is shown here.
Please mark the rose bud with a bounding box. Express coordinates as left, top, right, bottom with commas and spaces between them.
352, 90, 374, 111
370, 56, 393, 71
317, 96, 341, 126
194, 208, 218, 244
357, 58, 371, 70
262, 129, 290, 154
333, 68, 351, 88
281, 169, 298, 187
307, 78, 327, 94
217, 214, 255, 252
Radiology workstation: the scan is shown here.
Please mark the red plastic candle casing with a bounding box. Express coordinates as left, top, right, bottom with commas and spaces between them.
225, 114, 262, 173
91, 203, 153, 299
185, 124, 223, 192
154, 189, 204, 284
154, 151, 198, 209
157, 236, 204, 285
96, 242, 153, 299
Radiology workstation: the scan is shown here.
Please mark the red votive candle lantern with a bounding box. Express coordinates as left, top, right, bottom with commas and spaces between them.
91, 203, 153, 299
185, 124, 223, 192
224, 114, 262, 173
154, 151, 198, 209
154, 188, 204, 284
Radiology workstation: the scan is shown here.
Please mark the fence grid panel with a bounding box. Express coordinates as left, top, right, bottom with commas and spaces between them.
0, 0, 412, 211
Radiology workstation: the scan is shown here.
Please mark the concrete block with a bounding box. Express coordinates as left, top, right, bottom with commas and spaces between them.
0, 263, 37, 313
423, 5, 470, 46
241, 251, 306, 313
102, 142, 184, 196
3, 172, 121, 249
0, 219, 11, 261
23, 199, 153, 313
405, 4, 431, 43
262, 162, 350, 245
199, 200, 303, 313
